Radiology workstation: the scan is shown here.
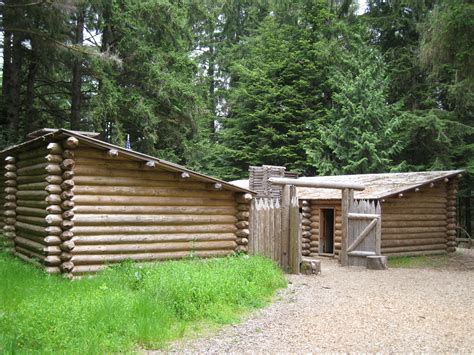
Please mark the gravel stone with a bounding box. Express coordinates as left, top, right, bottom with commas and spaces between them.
158, 249, 474, 353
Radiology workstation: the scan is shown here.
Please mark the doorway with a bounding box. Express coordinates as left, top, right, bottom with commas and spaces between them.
319, 208, 335, 255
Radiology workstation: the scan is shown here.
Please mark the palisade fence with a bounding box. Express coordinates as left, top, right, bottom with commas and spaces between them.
248, 185, 301, 273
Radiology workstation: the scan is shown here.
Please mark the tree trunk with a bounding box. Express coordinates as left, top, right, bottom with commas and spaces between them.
70, 9, 85, 130
8, 32, 23, 142
25, 39, 39, 131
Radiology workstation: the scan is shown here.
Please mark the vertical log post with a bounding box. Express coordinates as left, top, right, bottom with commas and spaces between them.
59, 137, 78, 277
281, 185, 291, 272
288, 185, 301, 274
235, 193, 252, 253
3, 156, 17, 253
340, 188, 354, 266
446, 177, 458, 253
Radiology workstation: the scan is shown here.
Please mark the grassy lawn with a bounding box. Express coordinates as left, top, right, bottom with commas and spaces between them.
0, 253, 286, 353
388, 254, 451, 269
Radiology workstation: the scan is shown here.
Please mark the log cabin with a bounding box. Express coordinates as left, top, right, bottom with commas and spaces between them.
232, 166, 463, 259
0, 129, 253, 277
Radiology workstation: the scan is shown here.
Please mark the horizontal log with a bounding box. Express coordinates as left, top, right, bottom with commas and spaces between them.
47, 142, 63, 154
382, 207, 445, 214
60, 159, 75, 170
72, 240, 236, 255
46, 195, 62, 204
16, 215, 46, 226
237, 204, 250, 212
382, 220, 447, 228
16, 190, 48, 200
382, 214, 447, 221
71, 249, 234, 266
60, 252, 73, 261
61, 220, 74, 230
236, 229, 249, 238
63, 137, 79, 149
382, 238, 447, 247
382, 202, 447, 209
45, 185, 62, 194
61, 180, 74, 190
14, 233, 61, 246
4, 180, 17, 187
61, 200, 75, 210
72, 224, 237, 236
16, 175, 62, 185
4, 210, 15, 217
5, 164, 17, 172
73, 175, 205, 190
16, 199, 47, 208
14, 246, 61, 266
5, 194, 16, 202
73, 195, 235, 207
62, 149, 75, 159
17, 163, 61, 176
385, 250, 447, 257
382, 244, 447, 253
74, 166, 179, 181
16, 206, 47, 217
72, 205, 237, 216
382, 232, 447, 240
15, 236, 61, 255
18, 149, 47, 160
62, 170, 74, 180
382, 226, 447, 234
60, 240, 75, 251
73, 185, 234, 199
46, 205, 62, 214
236, 221, 249, 229
5, 172, 16, 179
17, 181, 48, 191
60, 261, 74, 273
60, 190, 74, 201
348, 213, 380, 220
60, 231, 73, 241
62, 210, 74, 220
75, 157, 140, 170
45, 214, 63, 226
73, 233, 236, 245
73, 214, 236, 226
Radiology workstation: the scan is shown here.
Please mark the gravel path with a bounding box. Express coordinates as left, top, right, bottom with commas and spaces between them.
161, 250, 474, 353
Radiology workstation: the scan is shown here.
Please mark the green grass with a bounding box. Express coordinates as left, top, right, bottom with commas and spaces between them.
0, 253, 286, 354
388, 254, 450, 268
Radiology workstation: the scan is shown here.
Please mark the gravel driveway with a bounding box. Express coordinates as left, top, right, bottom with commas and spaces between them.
161, 249, 474, 353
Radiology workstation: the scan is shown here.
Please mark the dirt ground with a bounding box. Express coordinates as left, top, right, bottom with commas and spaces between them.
161, 249, 474, 353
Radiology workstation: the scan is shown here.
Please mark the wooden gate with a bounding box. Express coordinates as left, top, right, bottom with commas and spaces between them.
341, 189, 381, 267
248, 185, 301, 273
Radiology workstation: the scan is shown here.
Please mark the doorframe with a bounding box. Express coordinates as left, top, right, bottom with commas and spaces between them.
318, 206, 336, 256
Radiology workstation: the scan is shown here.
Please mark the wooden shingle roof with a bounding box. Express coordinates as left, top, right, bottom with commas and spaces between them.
232, 170, 463, 200
1, 128, 252, 194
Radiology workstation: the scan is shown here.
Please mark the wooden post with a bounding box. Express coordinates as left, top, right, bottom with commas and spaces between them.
288, 186, 301, 274
340, 188, 353, 266
281, 185, 290, 272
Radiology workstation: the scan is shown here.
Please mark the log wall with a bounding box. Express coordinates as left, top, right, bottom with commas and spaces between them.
381, 183, 450, 256
13, 143, 64, 274
300, 200, 311, 256
69, 145, 239, 275
0, 163, 5, 232
309, 200, 342, 257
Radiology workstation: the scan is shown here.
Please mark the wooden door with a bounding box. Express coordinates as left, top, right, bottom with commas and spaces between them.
341, 195, 381, 267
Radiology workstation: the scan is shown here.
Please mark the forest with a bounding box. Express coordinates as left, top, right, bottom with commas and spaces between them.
0, 0, 472, 233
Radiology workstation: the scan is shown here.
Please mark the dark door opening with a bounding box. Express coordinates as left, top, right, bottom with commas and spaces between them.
320, 208, 335, 254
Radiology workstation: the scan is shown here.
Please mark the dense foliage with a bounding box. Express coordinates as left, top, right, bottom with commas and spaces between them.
0, 253, 286, 352
0, 0, 472, 231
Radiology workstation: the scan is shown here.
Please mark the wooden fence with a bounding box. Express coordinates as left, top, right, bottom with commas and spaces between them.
249, 185, 301, 273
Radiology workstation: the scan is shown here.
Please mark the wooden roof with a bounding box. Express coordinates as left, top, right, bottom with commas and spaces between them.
232, 170, 463, 200
1, 129, 252, 194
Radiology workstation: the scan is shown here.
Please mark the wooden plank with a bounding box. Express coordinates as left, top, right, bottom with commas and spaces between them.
347, 218, 378, 252
340, 188, 352, 266
288, 186, 300, 274
281, 185, 290, 272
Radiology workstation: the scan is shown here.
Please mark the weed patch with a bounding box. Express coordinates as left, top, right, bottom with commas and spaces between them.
0, 253, 286, 353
